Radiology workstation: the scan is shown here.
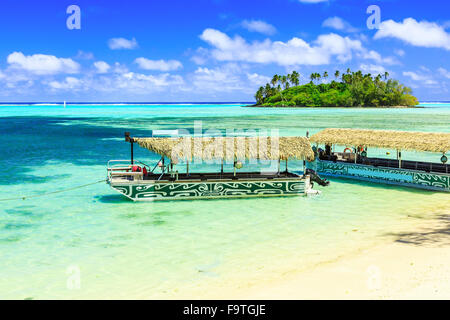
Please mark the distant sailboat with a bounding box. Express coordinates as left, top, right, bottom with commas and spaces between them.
64, 101, 66, 108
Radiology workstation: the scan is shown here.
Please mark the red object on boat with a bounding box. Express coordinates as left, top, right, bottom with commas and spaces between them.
142, 167, 148, 175
132, 165, 141, 172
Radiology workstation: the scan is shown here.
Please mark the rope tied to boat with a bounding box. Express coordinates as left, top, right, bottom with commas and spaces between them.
0, 179, 107, 202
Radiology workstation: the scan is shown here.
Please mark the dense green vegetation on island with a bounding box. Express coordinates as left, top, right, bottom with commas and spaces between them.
254, 69, 419, 107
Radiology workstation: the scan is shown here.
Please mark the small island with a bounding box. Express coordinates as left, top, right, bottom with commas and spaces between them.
253, 69, 419, 107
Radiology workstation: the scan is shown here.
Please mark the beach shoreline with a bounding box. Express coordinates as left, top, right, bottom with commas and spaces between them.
245, 105, 421, 108
235, 212, 450, 300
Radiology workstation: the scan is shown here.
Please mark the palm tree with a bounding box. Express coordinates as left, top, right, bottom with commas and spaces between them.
255, 86, 264, 104
315, 73, 321, 84
346, 68, 351, 74
384, 71, 390, 80
310, 73, 316, 83
334, 70, 340, 80
271, 74, 279, 88
289, 71, 300, 86
323, 71, 328, 81
280, 75, 287, 89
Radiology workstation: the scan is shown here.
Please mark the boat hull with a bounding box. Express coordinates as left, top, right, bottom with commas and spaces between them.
110, 178, 310, 201
312, 160, 450, 192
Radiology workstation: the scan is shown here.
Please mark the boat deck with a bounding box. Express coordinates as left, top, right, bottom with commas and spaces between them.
109, 170, 303, 184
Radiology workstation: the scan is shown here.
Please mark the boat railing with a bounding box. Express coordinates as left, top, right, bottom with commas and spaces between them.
107, 159, 152, 181
323, 154, 449, 174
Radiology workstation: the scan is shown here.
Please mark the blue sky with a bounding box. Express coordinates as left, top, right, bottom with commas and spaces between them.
0, 0, 449, 102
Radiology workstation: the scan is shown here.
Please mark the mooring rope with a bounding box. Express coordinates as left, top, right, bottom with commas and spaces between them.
0, 179, 107, 201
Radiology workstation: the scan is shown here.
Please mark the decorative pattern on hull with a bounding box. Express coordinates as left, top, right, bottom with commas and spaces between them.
314, 161, 450, 192
111, 180, 307, 201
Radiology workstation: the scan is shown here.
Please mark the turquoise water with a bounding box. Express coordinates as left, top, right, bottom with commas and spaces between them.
0, 103, 449, 299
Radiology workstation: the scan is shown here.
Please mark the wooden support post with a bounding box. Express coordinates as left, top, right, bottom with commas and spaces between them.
399, 151, 402, 168
186, 161, 189, 176
221, 159, 224, 174
130, 141, 134, 165
285, 159, 288, 174
277, 159, 281, 175
125, 132, 134, 165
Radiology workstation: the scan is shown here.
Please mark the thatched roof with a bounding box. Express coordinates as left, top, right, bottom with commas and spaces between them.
310, 128, 450, 153
133, 136, 315, 163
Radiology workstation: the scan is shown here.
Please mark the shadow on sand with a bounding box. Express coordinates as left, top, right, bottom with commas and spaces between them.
387, 214, 450, 247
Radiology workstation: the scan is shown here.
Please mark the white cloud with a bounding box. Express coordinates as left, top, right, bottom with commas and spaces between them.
7, 52, 80, 75
48, 77, 83, 90
115, 72, 184, 92
112, 62, 129, 74
322, 17, 358, 33
93, 61, 111, 74
76, 50, 94, 60
134, 58, 183, 71
241, 20, 276, 35
374, 18, 450, 50
403, 71, 437, 85
438, 68, 450, 79
247, 73, 271, 86
192, 65, 243, 92
108, 37, 138, 50
361, 50, 398, 65
199, 28, 364, 66
394, 49, 405, 57
359, 64, 388, 75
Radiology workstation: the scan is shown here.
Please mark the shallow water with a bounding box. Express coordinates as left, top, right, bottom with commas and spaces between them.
0, 103, 449, 299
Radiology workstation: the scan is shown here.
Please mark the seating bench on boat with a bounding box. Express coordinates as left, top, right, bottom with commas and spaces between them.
107, 133, 329, 201
309, 128, 450, 192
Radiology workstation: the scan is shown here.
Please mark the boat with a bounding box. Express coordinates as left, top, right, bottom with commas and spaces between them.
107, 132, 329, 201
308, 128, 450, 192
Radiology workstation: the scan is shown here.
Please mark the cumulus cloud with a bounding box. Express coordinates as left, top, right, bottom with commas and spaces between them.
374, 18, 450, 50
322, 17, 358, 33
93, 61, 111, 73
199, 28, 365, 66
247, 73, 271, 86
394, 49, 405, 57
114, 72, 184, 92
361, 50, 398, 65
403, 71, 437, 85
7, 52, 80, 75
48, 77, 83, 90
359, 64, 388, 76
438, 67, 450, 79
134, 58, 183, 71
108, 37, 138, 50
241, 20, 276, 35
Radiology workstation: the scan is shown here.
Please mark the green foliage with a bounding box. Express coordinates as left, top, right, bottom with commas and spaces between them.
256, 70, 419, 107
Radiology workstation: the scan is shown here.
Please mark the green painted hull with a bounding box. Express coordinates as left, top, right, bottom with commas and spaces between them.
110, 179, 308, 201
312, 160, 450, 192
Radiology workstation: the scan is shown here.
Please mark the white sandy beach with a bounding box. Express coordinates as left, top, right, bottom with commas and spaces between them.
238, 212, 450, 300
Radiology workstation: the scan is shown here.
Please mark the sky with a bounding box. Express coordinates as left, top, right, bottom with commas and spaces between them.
0, 0, 449, 102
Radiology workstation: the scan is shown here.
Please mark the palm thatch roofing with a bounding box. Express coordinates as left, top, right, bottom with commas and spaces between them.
310, 128, 450, 153
133, 136, 315, 163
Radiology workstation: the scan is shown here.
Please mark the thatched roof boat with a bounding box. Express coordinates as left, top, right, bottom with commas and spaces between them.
106, 133, 326, 201
133, 136, 315, 163
310, 128, 450, 153
308, 128, 449, 192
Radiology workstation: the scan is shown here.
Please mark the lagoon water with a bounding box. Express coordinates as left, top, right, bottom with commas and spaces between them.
0, 103, 449, 299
